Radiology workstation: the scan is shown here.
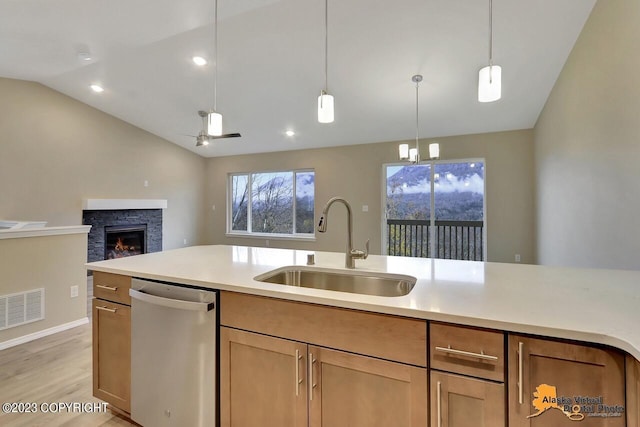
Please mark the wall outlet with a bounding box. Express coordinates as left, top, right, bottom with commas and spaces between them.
144, 180, 149, 187
183, 238, 188, 245
515, 254, 521, 263
212, 204, 216, 211
70, 285, 79, 298
362, 205, 369, 212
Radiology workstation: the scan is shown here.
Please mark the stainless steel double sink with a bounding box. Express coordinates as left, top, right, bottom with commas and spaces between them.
254, 266, 416, 297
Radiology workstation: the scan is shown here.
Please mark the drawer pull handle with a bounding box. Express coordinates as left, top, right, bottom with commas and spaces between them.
96, 305, 117, 313
518, 341, 524, 404
436, 380, 442, 427
96, 284, 118, 292
435, 345, 498, 361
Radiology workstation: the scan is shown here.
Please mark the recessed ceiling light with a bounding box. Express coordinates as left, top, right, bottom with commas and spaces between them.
90, 84, 104, 93
285, 130, 295, 137
78, 52, 92, 61
192, 56, 207, 66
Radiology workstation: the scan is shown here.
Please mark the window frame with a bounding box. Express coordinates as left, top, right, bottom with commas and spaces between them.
226, 168, 316, 241
381, 158, 486, 258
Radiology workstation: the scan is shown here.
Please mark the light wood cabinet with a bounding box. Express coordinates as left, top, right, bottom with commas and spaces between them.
430, 371, 504, 427
429, 322, 505, 427
309, 345, 427, 427
430, 322, 504, 382
220, 327, 307, 427
627, 355, 640, 427
508, 335, 625, 426
219, 292, 428, 427
92, 298, 131, 413
92, 272, 131, 415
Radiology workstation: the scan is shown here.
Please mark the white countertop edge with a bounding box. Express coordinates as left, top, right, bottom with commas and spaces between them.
87, 263, 640, 363
0, 225, 92, 240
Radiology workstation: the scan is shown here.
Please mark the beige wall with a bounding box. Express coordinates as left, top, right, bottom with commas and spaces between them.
0, 78, 207, 250
206, 129, 535, 264
0, 233, 88, 344
534, 0, 640, 269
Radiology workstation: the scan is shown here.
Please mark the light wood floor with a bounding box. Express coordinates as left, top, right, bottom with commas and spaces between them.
0, 323, 135, 427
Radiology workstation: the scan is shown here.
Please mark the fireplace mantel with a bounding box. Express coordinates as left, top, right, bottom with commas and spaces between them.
82, 199, 167, 210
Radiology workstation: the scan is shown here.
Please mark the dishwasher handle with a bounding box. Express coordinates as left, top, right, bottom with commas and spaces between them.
129, 289, 214, 312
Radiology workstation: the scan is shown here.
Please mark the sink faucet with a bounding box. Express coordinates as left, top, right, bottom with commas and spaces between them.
317, 197, 369, 268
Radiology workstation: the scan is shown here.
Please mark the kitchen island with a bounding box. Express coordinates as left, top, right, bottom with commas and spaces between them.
87, 244, 640, 359
87, 245, 640, 426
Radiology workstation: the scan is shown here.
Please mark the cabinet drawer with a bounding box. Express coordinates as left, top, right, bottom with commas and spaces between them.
93, 271, 131, 305
430, 322, 504, 381
221, 291, 427, 367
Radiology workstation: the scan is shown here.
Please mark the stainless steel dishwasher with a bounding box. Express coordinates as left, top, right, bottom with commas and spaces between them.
129, 278, 216, 427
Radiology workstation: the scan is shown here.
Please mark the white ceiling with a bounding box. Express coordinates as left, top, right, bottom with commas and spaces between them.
0, 0, 596, 158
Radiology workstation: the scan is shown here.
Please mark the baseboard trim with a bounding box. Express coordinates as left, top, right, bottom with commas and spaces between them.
0, 317, 89, 351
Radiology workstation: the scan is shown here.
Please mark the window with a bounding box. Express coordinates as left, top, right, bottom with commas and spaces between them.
384, 160, 485, 260
228, 170, 315, 238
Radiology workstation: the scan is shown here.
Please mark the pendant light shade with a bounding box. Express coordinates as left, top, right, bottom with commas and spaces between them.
207, 111, 223, 136
398, 143, 410, 161
478, 65, 501, 103
318, 91, 334, 123
409, 148, 419, 163
478, 0, 501, 102
429, 143, 440, 160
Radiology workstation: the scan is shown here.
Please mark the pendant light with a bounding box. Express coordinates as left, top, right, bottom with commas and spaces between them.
208, 0, 223, 135
399, 75, 439, 163
478, 0, 501, 102
317, 0, 334, 123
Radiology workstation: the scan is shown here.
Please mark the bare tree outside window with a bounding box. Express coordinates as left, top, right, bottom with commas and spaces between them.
229, 170, 315, 236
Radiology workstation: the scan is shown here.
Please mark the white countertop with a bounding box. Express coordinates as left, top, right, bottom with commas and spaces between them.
86, 245, 640, 361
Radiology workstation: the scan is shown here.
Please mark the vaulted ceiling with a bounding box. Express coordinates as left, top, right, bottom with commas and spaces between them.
0, 0, 596, 157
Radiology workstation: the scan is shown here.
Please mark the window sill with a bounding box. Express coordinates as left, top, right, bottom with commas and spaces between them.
225, 232, 316, 242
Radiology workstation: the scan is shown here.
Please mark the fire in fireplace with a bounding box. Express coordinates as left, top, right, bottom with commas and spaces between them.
104, 225, 147, 259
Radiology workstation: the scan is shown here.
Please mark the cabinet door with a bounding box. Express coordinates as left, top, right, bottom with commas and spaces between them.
508, 335, 625, 427
220, 327, 307, 427
309, 345, 427, 427
92, 298, 131, 413
627, 355, 640, 427
430, 371, 504, 427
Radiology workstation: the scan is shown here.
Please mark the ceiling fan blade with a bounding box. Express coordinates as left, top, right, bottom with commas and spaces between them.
208, 133, 241, 140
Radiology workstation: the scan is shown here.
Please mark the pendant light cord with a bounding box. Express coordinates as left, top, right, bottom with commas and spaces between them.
415, 79, 419, 154
213, 0, 218, 112
319, 0, 329, 108
488, 0, 493, 82
324, 0, 328, 92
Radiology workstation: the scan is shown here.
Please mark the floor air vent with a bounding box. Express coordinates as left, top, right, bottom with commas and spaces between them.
0, 288, 45, 331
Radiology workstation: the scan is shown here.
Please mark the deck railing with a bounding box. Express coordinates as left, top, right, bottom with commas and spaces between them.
387, 219, 484, 261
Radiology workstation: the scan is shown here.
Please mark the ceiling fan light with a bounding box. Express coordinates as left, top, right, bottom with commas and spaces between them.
478, 65, 502, 102
318, 92, 334, 123
207, 111, 223, 136
196, 134, 209, 147
399, 144, 410, 161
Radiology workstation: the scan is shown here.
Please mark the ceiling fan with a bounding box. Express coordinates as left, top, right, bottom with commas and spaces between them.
193, 110, 241, 147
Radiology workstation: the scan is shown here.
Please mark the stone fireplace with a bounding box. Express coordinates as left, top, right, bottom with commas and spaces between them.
82, 199, 166, 266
